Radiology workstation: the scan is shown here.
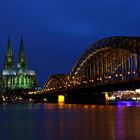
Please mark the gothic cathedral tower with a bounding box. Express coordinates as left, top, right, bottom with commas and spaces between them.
1, 34, 38, 90
4, 34, 14, 70
17, 36, 27, 70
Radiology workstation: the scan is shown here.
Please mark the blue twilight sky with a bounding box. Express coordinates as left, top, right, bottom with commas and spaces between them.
0, 0, 140, 86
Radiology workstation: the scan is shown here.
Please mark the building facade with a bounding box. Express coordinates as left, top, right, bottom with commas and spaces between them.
1, 35, 38, 90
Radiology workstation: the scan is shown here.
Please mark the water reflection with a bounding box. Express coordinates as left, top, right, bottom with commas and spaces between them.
117, 101, 140, 107
1, 103, 140, 140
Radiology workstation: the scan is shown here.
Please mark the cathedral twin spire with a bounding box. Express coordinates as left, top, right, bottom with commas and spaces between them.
17, 36, 27, 70
4, 34, 14, 69
4, 34, 27, 70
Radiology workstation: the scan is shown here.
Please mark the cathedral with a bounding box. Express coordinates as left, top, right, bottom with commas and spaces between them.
1, 35, 38, 90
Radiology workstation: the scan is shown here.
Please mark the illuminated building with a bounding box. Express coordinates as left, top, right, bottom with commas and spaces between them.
1, 35, 38, 90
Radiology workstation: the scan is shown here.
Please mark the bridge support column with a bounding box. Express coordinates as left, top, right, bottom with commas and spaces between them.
58, 95, 65, 104
102, 92, 109, 105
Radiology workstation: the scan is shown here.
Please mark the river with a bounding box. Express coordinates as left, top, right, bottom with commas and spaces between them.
1, 102, 140, 140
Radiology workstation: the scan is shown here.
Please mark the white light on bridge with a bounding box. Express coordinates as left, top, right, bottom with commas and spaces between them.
108, 96, 116, 101
43, 98, 47, 102
108, 76, 111, 78
132, 97, 137, 101
136, 89, 140, 93
29, 98, 33, 102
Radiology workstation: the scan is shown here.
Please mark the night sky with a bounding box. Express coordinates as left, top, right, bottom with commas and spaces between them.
0, 0, 140, 86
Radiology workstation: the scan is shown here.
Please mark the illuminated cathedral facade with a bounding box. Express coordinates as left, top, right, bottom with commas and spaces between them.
1, 35, 38, 90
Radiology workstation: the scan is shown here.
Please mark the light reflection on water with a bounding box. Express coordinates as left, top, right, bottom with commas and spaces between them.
117, 101, 140, 107
1, 103, 140, 140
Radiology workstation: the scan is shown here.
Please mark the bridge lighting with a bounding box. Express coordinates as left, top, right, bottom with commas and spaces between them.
43, 98, 47, 102
135, 89, 140, 93
108, 76, 111, 79
132, 97, 137, 101
115, 74, 118, 77
29, 98, 33, 101
75, 72, 78, 75
133, 71, 136, 74
83, 81, 87, 84
29, 92, 33, 94
2, 96, 6, 102
77, 82, 80, 84
3, 98, 6, 102
120, 74, 122, 76
128, 72, 130, 74
58, 95, 65, 103
108, 96, 116, 101
19, 96, 22, 100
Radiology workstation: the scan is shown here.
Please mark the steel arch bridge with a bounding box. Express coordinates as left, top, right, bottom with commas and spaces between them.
44, 36, 140, 92
44, 74, 69, 92
70, 36, 140, 85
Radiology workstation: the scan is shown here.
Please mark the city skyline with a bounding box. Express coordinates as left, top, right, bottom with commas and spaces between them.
0, 0, 140, 86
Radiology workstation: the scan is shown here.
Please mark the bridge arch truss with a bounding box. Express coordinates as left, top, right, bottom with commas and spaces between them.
70, 36, 140, 86
44, 74, 69, 91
